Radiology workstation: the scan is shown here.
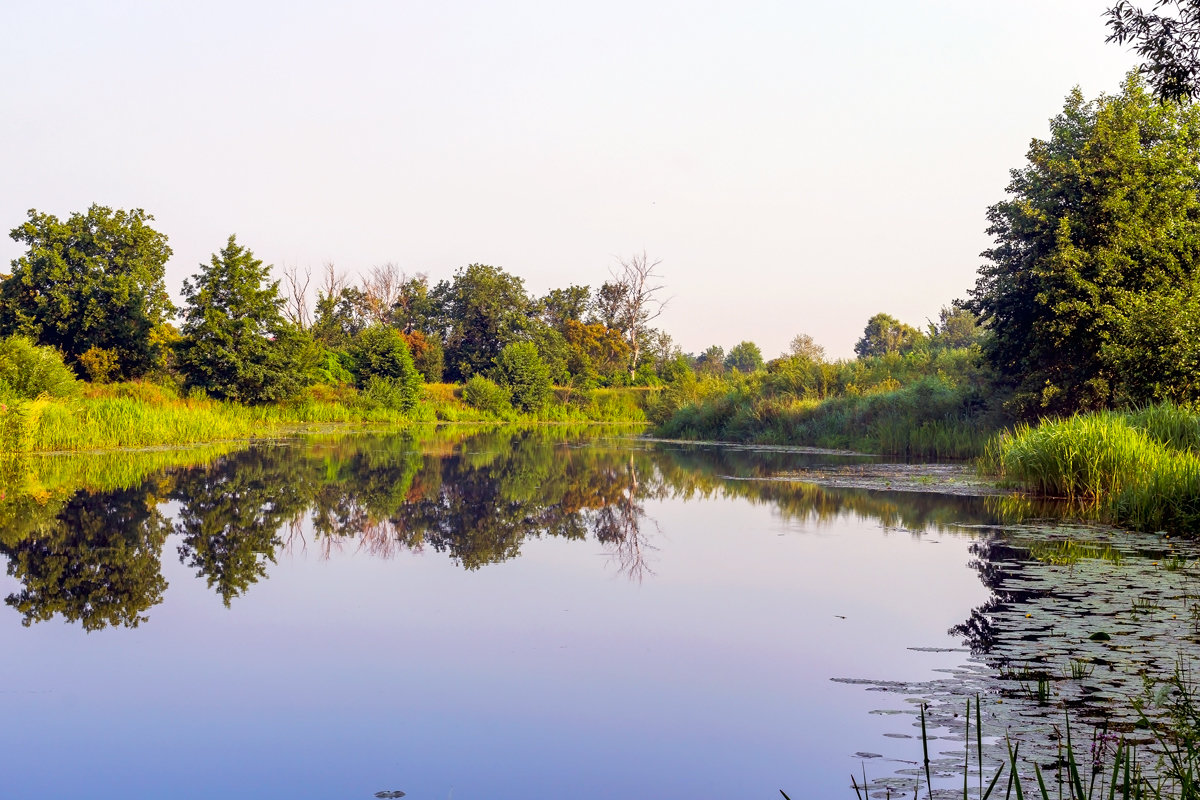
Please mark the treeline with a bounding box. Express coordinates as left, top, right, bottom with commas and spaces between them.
0, 208, 683, 412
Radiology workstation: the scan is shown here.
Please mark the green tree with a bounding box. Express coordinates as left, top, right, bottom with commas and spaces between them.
492, 341, 551, 412
788, 333, 827, 362
539, 285, 591, 330
928, 304, 981, 350
967, 76, 1200, 413
724, 341, 765, 373
854, 313, 923, 358
351, 324, 422, 411
432, 264, 532, 381
0, 205, 174, 379
176, 235, 304, 404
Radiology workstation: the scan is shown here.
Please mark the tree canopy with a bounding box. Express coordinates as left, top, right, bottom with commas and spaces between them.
0, 205, 174, 379
176, 235, 305, 404
968, 75, 1200, 414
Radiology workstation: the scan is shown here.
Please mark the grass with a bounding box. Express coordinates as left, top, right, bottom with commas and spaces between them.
652, 374, 998, 458
981, 404, 1200, 534
0, 380, 651, 454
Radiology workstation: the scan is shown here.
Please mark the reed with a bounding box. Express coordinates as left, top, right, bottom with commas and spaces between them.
982, 404, 1200, 533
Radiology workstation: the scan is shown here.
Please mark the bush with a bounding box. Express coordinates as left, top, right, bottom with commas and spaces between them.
492, 341, 551, 412
462, 375, 512, 416
0, 336, 78, 399
352, 325, 422, 411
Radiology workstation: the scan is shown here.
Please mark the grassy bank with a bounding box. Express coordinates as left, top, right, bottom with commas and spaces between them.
982, 403, 1200, 533
651, 374, 996, 458
0, 381, 651, 454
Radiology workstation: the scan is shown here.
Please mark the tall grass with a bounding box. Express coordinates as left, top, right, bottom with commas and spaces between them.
653, 375, 995, 458
982, 404, 1200, 533
0, 380, 650, 453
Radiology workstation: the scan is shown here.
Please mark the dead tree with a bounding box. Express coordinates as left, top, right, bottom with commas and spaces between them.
611, 251, 668, 381
280, 263, 313, 330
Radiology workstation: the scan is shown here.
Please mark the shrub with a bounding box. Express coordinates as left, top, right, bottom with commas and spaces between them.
492, 341, 551, 412
352, 326, 422, 411
0, 336, 78, 399
78, 346, 119, 383
462, 375, 512, 416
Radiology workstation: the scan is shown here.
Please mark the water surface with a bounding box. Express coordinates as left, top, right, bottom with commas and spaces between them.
1, 427, 1189, 798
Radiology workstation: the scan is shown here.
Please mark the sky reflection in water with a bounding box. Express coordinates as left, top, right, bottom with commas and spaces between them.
0, 428, 996, 799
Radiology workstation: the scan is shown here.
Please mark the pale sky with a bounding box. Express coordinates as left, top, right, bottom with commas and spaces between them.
0, 1, 1137, 359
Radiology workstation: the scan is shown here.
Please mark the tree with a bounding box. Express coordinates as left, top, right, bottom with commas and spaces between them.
431, 264, 531, 381
787, 333, 826, 362
928, 304, 981, 350
696, 345, 726, 375
176, 235, 304, 404
725, 341, 764, 373
854, 313, 922, 358
967, 75, 1200, 413
1107, 1, 1200, 101
607, 252, 669, 381
539, 285, 591, 330
351, 324, 422, 411
0, 205, 174, 379
492, 341, 551, 412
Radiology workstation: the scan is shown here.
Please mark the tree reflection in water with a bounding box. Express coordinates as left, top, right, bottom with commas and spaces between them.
0, 427, 1007, 629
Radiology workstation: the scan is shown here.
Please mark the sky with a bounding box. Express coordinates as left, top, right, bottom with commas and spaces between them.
0, 1, 1138, 359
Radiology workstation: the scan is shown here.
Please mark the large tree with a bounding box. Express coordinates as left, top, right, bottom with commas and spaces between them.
853, 313, 922, 358
176, 235, 305, 404
431, 264, 531, 381
0, 205, 174, 379
967, 75, 1200, 414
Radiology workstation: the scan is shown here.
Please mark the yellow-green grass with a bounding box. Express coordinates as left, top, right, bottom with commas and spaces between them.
0, 381, 651, 454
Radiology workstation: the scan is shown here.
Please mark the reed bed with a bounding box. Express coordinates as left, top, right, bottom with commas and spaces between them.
983, 405, 1200, 533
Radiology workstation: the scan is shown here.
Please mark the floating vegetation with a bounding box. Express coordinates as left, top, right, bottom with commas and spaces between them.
834, 520, 1200, 796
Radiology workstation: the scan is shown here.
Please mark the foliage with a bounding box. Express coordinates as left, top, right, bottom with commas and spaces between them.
0, 336, 78, 400
854, 312, 924, 357
787, 333, 826, 361
176, 235, 305, 404
1107, 0, 1200, 101
400, 329, 443, 382
432, 263, 532, 381
968, 76, 1200, 415
562, 319, 630, 386
0, 205, 174, 379
462, 374, 513, 416
350, 324, 422, 411
77, 346, 119, 383
725, 340, 765, 373
492, 341, 551, 412
539, 285, 591, 329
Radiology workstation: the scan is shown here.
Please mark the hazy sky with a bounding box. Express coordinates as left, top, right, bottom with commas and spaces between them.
0, 1, 1137, 358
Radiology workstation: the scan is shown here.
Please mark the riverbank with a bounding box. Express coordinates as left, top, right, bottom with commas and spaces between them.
0, 381, 651, 453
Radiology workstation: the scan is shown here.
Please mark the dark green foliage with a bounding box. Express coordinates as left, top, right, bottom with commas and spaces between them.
539, 285, 591, 329
0, 336, 78, 399
462, 374, 512, 416
0, 205, 174, 379
854, 312, 924, 357
929, 304, 982, 350
493, 341, 552, 412
1107, 1, 1200, 101
432, 263, 532, 381
968, 76, 1200, 415
311, 286, 369, 348
176, 235, 305, 404
725, 340, 765, 373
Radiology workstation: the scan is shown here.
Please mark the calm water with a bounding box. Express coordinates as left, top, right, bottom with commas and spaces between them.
1, 427, 1194, 799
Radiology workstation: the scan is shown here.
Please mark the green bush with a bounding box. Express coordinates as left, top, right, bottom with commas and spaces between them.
0, 336, 78, 400
492, 341, 551, 412
462, 375, 512, 416
351, 326, 421, 411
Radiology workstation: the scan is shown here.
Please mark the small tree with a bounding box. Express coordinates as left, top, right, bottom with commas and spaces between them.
854, 313, 923, 358
725, 341, 765, 373
176, 235, 303, 404
493, 341, 551, 412
788, 333, 826, 362
351, 324, 422, 411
